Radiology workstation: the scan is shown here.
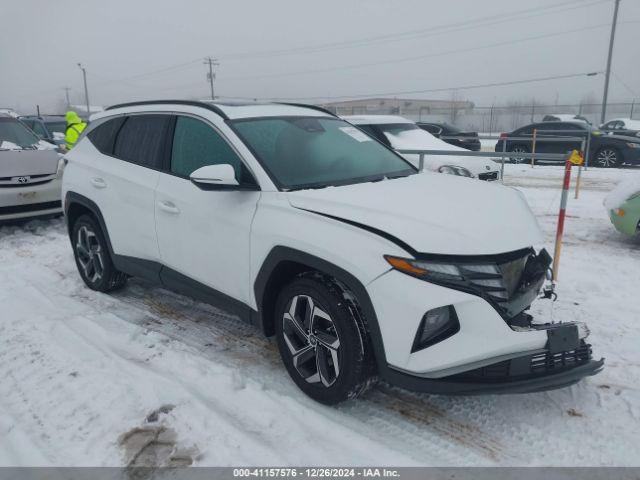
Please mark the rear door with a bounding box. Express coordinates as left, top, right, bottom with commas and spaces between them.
89, 114, 171, 263
154, 114, 260, 305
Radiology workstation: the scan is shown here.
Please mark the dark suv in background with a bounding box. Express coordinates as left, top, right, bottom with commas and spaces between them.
495, 121, 640, 168
417, 122, 481, 151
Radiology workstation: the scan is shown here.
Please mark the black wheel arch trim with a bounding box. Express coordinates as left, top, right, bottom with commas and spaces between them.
253, 246, 389, 371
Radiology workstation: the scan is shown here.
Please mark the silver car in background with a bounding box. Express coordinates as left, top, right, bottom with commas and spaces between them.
0, 114, 63, 222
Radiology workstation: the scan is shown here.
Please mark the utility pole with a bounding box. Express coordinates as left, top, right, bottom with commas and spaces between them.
601, 0, 621, 124
204, 57, 219, 100
63, 86, 71, 109
77, 63, 91, 117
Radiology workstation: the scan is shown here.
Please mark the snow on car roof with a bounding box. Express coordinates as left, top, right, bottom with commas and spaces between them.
95, 100, 334, 121
342, 115, 413, 125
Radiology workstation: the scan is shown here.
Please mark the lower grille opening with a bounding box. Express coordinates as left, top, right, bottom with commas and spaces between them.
0, 200, 62, 216
448, 341, 593, 383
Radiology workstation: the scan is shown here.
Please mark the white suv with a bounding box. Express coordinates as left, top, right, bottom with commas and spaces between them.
62, 100, 603, 404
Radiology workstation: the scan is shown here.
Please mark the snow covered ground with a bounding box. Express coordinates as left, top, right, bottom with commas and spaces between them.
1, 165, 639, 467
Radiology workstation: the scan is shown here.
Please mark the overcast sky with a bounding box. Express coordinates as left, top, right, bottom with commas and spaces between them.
1, 0, 639, 113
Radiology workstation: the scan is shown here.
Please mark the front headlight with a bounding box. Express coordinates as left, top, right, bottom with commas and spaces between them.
385, 256, 465, 282
625, 142, 640, 149
56, 157, 65, 177
438, 165, 474, 177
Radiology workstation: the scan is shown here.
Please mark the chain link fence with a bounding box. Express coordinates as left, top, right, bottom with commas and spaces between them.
327, 101, 638, 133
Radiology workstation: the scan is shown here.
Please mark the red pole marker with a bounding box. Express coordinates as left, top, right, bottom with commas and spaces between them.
552, 150, 583, 282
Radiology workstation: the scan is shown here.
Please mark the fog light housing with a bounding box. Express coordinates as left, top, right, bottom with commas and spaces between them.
411, 305, 460, 353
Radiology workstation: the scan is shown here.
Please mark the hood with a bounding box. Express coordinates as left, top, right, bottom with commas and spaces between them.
287, 173, 543, 256
384, 128, 498, 175
65, 111, 82, 125
0, 148, 60, 176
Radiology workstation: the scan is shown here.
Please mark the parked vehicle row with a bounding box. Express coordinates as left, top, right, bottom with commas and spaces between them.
58, 100, 603, 404
345, 115, 500, 180
496, 121, 640, 167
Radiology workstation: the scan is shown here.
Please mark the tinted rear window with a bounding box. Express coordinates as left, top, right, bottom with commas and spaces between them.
113, 115, 170, 168
87, 117, 125, 155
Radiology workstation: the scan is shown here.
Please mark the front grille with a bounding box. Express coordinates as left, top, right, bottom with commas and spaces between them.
449, 341, 593, 382
460, 251, 529, 304
0, 179, 54, 188
479, 171, 499, 181
0, 200, 62, 215
530, 343, 592, 374
0, 173, 56, 188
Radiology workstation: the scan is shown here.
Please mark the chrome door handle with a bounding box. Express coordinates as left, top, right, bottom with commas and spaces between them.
158, 200, 180, 214
91, 177, 106, 188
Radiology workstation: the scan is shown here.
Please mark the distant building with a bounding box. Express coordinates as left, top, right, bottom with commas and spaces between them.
321, 97, 475, 121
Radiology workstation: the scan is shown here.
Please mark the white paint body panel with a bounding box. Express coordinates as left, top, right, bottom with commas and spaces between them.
286, 173, 543, 255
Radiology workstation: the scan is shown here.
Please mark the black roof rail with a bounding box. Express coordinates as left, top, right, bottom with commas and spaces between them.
105, 100, 229, 120
276, 102, 337, 117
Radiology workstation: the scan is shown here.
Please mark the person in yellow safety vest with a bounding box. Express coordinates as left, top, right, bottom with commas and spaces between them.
65, 111, 87, 150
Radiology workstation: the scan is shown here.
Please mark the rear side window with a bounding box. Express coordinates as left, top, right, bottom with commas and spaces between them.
113, 115, 170, 168
171, 116, 243, 178
87, 117, 125, 155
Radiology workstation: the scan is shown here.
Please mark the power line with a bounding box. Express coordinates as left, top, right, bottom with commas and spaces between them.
218, 0, 608, 61
260, 71, 602, 102
225, 21, 636, 81
83, 0, 607, 88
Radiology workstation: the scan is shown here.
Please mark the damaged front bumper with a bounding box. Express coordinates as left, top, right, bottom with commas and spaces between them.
384, 321, 604, 395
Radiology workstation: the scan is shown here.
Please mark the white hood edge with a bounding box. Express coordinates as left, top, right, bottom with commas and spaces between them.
287, 173, 543, 256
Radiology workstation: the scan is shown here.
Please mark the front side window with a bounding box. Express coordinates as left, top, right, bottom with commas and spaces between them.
232, 117, 414, 190
171, 116, 243, 178
113, 115, 170, 168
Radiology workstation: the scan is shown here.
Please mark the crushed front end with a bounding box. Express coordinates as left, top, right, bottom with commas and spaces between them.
370, 247, 604, 394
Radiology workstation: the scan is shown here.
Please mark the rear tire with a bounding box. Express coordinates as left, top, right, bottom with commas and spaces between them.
71, 214, 127, 292
274, 272, 376, 404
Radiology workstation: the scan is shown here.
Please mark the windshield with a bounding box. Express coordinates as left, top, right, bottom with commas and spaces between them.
232, 117, 415, 190
0, 118, 40, 149
45, 121, 67, 134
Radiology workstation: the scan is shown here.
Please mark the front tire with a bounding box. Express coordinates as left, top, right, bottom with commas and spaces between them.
595, 147, 621, 168
71, 214, 127, 292
274, 273, 376, 404
509, 145, 529, 164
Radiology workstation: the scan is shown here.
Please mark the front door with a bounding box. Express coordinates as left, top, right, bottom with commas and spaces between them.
154, 115, 260, 306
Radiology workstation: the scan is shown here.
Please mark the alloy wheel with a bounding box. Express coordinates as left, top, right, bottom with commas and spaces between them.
597, 149, 618, 167
512, 146, 527, 163
76, 225, 104, 283
282, 294, 341, 387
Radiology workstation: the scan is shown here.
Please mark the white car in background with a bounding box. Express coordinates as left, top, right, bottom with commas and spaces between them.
0, 114, 63, 221
343, 115, 502, 181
